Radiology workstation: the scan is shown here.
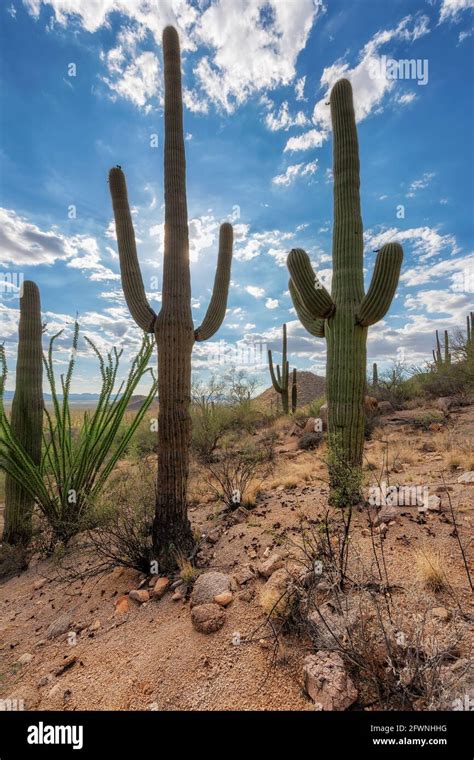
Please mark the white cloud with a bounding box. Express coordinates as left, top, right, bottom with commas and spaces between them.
400, 253, 474, 288
245, 285, 265, 298
272, 160, 317, 186
234, 228, 293, 262
439, 0, 474, 24
311, 14, 430, 147
265, 101, 309, 131
394, 90, 417, 105
265, 297, 279, 309
406, 171, 435, 197
365, 225, 460, 262
284, 128, 324, 152
295, 75, 306, 101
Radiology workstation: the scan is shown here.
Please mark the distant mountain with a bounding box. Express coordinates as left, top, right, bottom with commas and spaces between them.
2, 391, 101, 402
256, 370, 326, 409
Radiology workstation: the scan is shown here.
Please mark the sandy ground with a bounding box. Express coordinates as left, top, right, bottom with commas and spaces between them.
0, 404, 472, 711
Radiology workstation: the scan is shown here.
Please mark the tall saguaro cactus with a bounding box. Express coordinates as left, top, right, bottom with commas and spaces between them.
287, 79, 402, 492
268, 323, 297, 414
433, 329, 451, 368
372, 362, 379, 389
108, 26, 233, 570
3, 282, 44, 545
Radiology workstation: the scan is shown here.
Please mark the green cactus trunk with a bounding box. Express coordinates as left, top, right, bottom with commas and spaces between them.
372, 362, 378, 388
291, 368, 297, 414
3, 282, 44, 545
267, 323, 297, 415
109, 27, 232, 572
287, 79, 402, 501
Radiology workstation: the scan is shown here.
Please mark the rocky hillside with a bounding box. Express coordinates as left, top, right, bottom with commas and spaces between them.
256, 370, 326, 409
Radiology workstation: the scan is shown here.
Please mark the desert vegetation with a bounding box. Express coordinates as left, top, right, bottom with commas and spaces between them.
0, 25, 472, 718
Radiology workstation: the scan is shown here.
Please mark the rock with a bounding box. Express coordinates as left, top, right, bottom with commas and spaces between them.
436, 397, 453, 413
259, 568, 292, 619
303, 652, 358, 711
33, 578, 46, 591
376, 522, 388, 536
302, 417, 317, 435
378, 401, 394, 414
89, 619, 101, 632
152, 577, 170, 599
206, 527, 223, 545
233, 565, 255, 586
375, 506, 399, 526
191, 571, 231, 607
308, 601, 358, 648
171, 589, 186, 602
426, 495, 441, 512
457, 471, 474, 484
421, 442, 436, 452
114, 595, 130, 615
431, 607, 451, 623
46, 612, 73, 640
17, 653, 33, 665
191, 603, 226, 634
214, 591, 233, 607
129, 589, 150, 604
170, 579, 184, 590
227, 506, 249, 525
257, 553, 284, 579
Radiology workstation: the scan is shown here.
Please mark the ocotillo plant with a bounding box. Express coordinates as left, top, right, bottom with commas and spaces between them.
267, 323, 297, 414
108, 27, 232, 571
287, 79, 402, 497
3, 281, 43, 545
433, 329, 451, 368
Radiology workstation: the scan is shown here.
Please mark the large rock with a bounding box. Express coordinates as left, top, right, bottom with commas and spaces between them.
436, 397, 453, 413
191, 603, 226, 634
302, 417, 317, 435
303, 652, 358, 711
378, 401, 394, 414
191, 571, 231, 607
318, 404, 328, 430
259, 568, 292, 619
46, 612, 73, 640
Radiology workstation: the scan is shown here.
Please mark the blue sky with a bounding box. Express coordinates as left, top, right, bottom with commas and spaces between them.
1, 0, 473, 395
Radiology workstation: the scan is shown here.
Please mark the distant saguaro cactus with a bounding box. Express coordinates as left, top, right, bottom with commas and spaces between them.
3, 282, 44, 545
433, 329, 451, 368
267, 324, 297, 414
372, 362, 378, 389
108, 27, 233, 570
287, 79, 402, 495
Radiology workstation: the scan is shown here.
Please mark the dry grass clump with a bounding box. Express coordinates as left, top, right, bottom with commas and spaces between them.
414, 547, 447, 592
267, 457, 321, 491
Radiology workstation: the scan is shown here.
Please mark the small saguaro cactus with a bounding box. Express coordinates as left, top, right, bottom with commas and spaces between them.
108, 26, 233, 570
267, 323, 297, 414
3, 282, 44, 545
287, 79, 403, 492
372, 362, 378, 389
466, 312, 473, 352
433, 329, 451, 368
291, 368, 297, 414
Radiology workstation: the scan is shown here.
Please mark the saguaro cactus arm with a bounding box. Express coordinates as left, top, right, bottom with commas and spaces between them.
268, 349, 283, 392
288, 249, 335, 319
194, 223, 233, 341
289, 280, 325, 337
356, 243, 403, 326
109, 167, 157, 333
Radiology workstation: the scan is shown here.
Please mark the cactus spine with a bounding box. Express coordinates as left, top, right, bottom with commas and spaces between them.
3, 282, 44, 545
268, 324, 297, 414
108, 27, 232, 570
287, 79, 402, 488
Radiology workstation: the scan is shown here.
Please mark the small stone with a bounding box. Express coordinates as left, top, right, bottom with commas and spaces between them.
171, 589, 186, 602
191, 603, 226, 634
233, 565, 255, 586
257, 553, 284, 579
426, 495, 441, 512
431, 607, 451, 622
152, 577, 170, 599
170, 579, 184, 590
421, 442, 436, 452
191, 571, 231, 607
17, 653, 33, 665
89, 619, 101, 632
214, 591, 233, 607
46, 612, 73, 640
129, 589, 150, 604
33, 578, 46, 591
114, 595, 130, 615
37, 675, 52, 688
457, 471, 474, 484
375, 506, 399, 526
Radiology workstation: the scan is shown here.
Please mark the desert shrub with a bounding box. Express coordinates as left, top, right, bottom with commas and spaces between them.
415, 361, 474, 399
0, 326, 157, 548
307, 395, 326, 418
83, 461, 156, 574
412, 412, 445, 431
326, 441, 363, 508
414, 547, 447, 592
364, 407, 380, 440
204, 441, 274, 510
298, 432, 323, 450
126, 417, 157, 457
191, 402, 233, 463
